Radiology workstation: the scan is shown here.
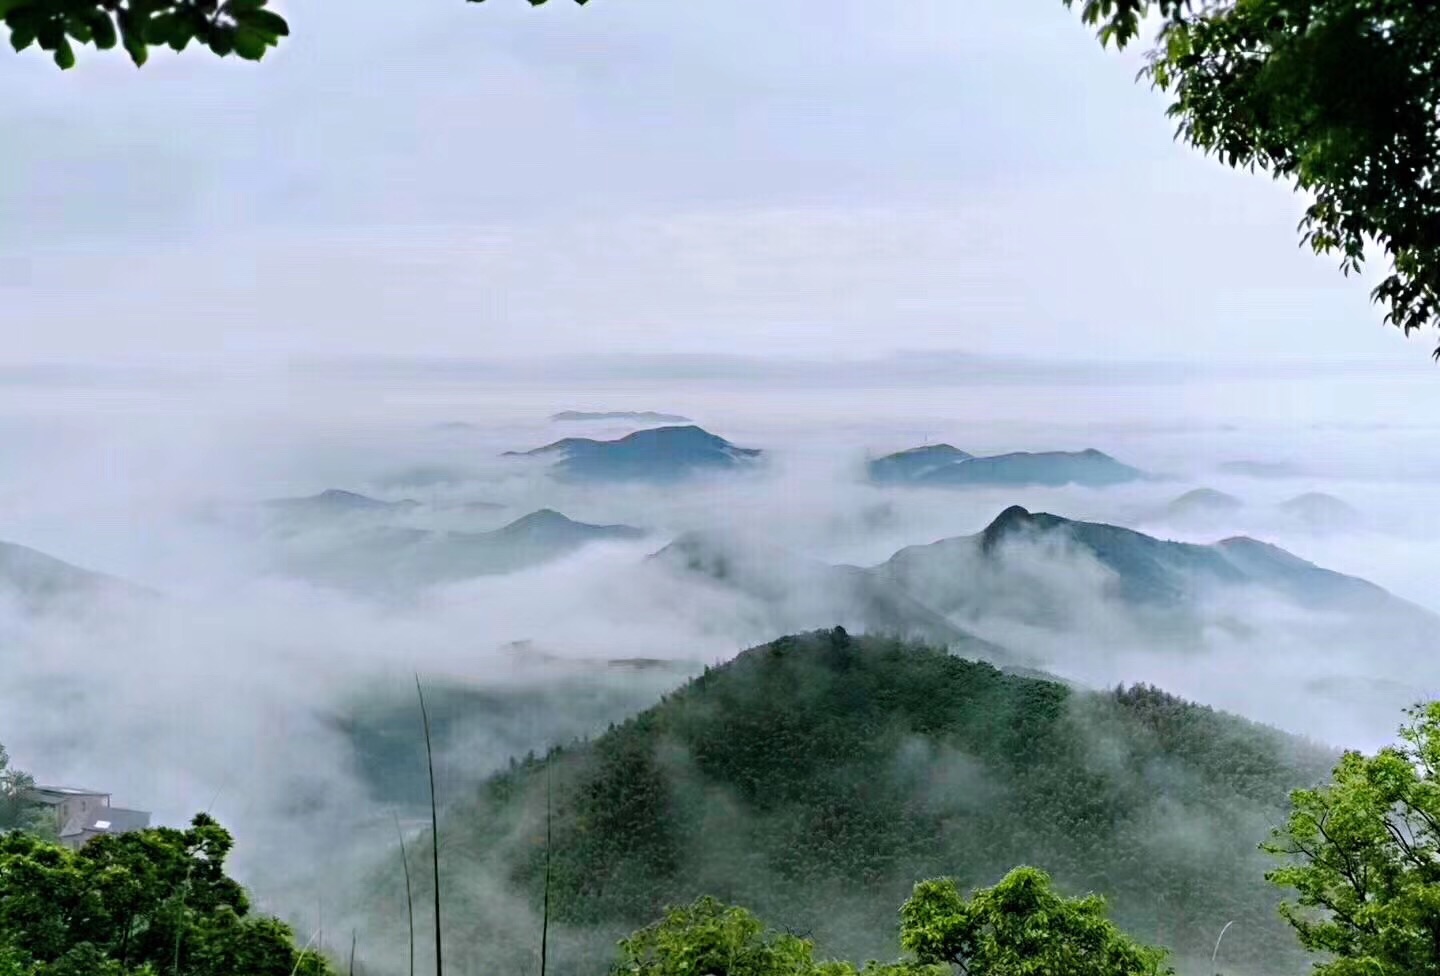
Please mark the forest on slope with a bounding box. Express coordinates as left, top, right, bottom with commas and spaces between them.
358, 630, 1336, 975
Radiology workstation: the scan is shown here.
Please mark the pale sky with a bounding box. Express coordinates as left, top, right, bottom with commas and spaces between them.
0, 0, 1425, 367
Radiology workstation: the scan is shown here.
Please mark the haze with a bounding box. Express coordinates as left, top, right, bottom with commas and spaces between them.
4, 3, 1440, 975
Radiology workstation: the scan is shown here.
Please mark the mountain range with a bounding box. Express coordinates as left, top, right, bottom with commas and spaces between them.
879, 504, 1411, 619
644, 505, 1436, 679
362, 630, 1333, 976
506, 425, 762, 482
649, 530, 997, 656
1154, 488, 1363, 533
265, 489, 422, 519
274, 509, 646, 590
0, 541, 148, 617
868, 446, 1145, 487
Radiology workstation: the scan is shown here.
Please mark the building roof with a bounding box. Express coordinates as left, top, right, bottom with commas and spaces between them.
60, 806, 150, 839
26, 785, 111, 805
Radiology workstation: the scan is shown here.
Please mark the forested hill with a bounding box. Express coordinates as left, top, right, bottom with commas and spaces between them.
388, 630, 1334, 976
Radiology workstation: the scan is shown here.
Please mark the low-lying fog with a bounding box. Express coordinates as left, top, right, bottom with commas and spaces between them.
3, 358, 1438, 933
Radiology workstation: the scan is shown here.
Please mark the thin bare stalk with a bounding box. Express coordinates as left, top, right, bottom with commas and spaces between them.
416, 673, 443, 976
288, 925, 323, 976
394, 812, 416, 976
541, 765, 552, 976
348, 929, 357, 976
171, 866, 193, 976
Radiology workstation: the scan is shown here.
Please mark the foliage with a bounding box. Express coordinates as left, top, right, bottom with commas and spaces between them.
0, 746, 44, 836
417, 630, 1333, 973
1, 0, 595, 70
1065, 0, 1440, 351
612, 872, 1166, 976
1265, 701, 1440, 976
0, 813, 333, 976
614, 896, 819, 976
899, 867, 1171, 976
1, 0, 289, 69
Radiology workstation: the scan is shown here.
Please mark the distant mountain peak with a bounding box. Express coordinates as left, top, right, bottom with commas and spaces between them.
979, 505, 1070, 551
266, 489, 418, 512
506, 425, 761, 482
893, 443, 968, 458
869, 444, 1144, 488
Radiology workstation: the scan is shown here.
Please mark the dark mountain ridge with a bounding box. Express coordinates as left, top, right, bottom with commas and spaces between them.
383, 630, 1333, 976
0, 540, 150, 616
275, 509, 645, 590
868, 445, 1146, 487
506, 426, 762, 482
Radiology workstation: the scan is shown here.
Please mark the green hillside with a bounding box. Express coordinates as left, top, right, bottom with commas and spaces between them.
372, 630, 1333, 975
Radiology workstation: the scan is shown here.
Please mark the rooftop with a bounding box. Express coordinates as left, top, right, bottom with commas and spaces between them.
27, 785, 110, 804
60, 806, 151, 839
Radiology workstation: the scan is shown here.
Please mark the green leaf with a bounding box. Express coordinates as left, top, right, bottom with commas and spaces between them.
64, 16, 92, 43
206, 26, 233, 56
52, 35, 73, 69
144, 12, 182, 45
232, 24, 267, 59
235, 8, 287, 37
87, 10, 116, 50
0, 0, 32, 20
8, 23, 35, 52
118, 9, 148, 67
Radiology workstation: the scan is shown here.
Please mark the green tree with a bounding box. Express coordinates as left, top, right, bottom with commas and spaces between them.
0, 745, 43, 835
1065, 0, 1440, 350
614, 896, 820, 976
899, 867, 1172, 976
1265, 701, 1440, 976
613, 895, 948, 976
0, 813, 333, 976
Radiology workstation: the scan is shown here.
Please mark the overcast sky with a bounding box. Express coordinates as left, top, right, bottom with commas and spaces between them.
0, 0, 1426, 368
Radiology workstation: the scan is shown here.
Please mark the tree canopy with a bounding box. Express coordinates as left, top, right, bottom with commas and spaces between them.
1066, 0, 1440, 352
0, 746, 43, 837
0, 813, 333, 976
900, 868, 1172, 976
1264, 701, 1440, 976
613, 869, 1169, 976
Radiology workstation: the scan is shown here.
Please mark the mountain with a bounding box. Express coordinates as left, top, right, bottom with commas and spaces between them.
921, 449, 1145, 487
648, 531, 996, 656
506, 426, 762, 482
327, 654, 700, 808
0, 541, 149, 616
877, 505, 1424, 623
1164, 487, 1243, 520
551, 411, 694, 423
264, 489, 421, 518
867, 444, 972, 484
869, 446, 1145, 487
275, 509, 646, 590
381, 631, 1332, 975
1278, 492, 1361, 531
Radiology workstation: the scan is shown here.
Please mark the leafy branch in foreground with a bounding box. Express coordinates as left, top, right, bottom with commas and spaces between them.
2, 0, 288, 69
1265, 700, 1440, 975
2, 0, 591, 69
1064, 0, 1440, 352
